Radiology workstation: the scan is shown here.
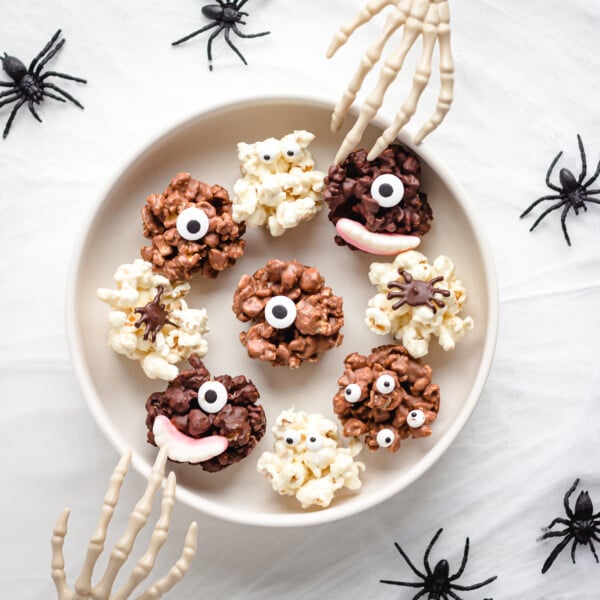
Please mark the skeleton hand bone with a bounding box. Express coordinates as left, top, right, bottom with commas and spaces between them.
327, 0, 454, 164
51, 448, 197, 600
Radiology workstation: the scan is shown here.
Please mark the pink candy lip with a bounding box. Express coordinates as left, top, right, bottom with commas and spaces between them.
152, 415, 228, 464
335, 218, 421, 255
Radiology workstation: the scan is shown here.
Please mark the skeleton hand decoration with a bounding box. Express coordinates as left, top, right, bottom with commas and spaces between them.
327, 0, 454, 164
51, 448, 198, 600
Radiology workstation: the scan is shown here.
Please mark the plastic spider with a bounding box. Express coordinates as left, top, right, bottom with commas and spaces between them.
520, 135, 600, 246
380, 529, 497, 600
172, 0, 270, 71
0, 29, 86, 139
387, 269, 451, 313
539, 479, 600, 574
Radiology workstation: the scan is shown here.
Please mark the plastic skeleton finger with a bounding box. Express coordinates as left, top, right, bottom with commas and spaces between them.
328, 0, 454, 164
50, 448, 197, 600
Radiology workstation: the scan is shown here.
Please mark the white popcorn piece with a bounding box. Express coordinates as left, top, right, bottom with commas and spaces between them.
232, 130, 325, 236
257, 409, 365, 509
97, 259, 209, 381
365, 250, 474, 358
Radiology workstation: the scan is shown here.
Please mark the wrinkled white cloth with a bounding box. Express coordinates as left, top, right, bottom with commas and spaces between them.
2, 1, 600, 598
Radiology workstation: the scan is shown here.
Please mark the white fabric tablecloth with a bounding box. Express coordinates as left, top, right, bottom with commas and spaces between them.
3, 1, 600, 598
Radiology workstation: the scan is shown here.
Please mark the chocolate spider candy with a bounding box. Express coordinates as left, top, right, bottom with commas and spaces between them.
232, 259, 344, 368
323, 144, 432, 254
141, 172, 246, 283
145, 355, 266, 473
333, 345, 440, 452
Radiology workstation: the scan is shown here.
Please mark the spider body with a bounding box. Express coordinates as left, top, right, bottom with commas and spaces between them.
172, 0, 270, 71
0, 29, 86, 139
520, 135, 600, 245
380, 529, 496, 600
539, 479, 600, 574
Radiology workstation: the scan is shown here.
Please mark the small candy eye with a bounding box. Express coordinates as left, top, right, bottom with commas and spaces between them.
407, 409, 426, 428
257, 140, 281, 164
376, 374, 396, 394
344, 383, 362, 403
281, 141, 301, 162
370, 174, 405, 208
176, 207, 209, 241
197, 381, 228, 413
305, 432, 324, 451
265, 296, 297, 329
376, 428, 396, 448
283, 429, 301, 446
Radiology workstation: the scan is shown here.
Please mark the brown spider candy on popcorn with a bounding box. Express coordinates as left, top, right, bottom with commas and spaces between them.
146, 354, 266, 473
141, 172, 246, 283
232, 259, 344, 368
333, 344, 440, 452
323, 145, 432, 255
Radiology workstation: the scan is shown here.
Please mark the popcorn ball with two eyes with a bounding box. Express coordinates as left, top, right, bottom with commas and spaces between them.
323, 144, 432, 255
145, 354, 266, 473
366, 250, 474, 359
257, 409, 365, 509
232, 259, 344, 368
232, 130, 326, 236
96, 259, 209, 381
141, 172, 246, 284
333, 345, 440, 452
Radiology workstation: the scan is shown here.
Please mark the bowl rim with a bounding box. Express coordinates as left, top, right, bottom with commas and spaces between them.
65, 93, 499, 528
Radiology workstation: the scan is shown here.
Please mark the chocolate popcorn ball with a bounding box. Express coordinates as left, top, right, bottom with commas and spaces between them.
323, 145, 432, 254
146, 354, 266, 472
232, 259, 344, 368
141, 172, 246, 283
333, 345, 440, 452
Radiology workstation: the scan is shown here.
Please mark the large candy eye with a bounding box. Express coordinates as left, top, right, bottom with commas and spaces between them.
344, 383, 362, 403
281, 140, 301, 162
256, 140, 281, 164
176, 207, 209, 241
305, 432, 324, 451
376, 374, 396, 394
370, 174, 405, 208
265, 296, 297, 329
283, 429, 301, 446
197, 381, 228, 413
407, 409, 426, 428
376, 428, 396, 448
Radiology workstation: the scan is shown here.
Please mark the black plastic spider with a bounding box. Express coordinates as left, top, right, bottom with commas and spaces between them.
520, 135, 600, 246
380, 529, 497, 600
0, 29, 86, 139
172, 0, 270, 71
539, 478, 600, 574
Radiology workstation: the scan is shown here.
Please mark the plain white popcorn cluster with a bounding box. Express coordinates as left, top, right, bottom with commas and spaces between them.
96, 259, 209, 381
232, 130, 325, 236
257, 409, 365, 509
366, 251, 474, 358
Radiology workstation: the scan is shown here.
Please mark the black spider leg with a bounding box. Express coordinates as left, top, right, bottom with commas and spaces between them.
576, 134, 587, 184
224, 28, 249, 66
542, 534, 573, 573
0, 85, 18, 98
527, 198, 567, 232
584, 158, 600, 188
0, 82, 15, 87
545, 151, 564, 192
232, 23, 271, 39
42, 91, 66, 103
28, 29, 62, 72
207, 26, 226, 71
0, 94, 19, 109
172, 22, 220, 46
28, 100, 42, 123
423, 528, 443, 576
448, 537, 470, 582
559, 204, 573, 246
3, 97, 26, 138
42, 82, 83, 108
34, 38, 66, 76
588, 538, 600, 564
0, 90, 19, 104
40, 71, 87, 84
380, 539, 427, 588
520, 194, 563, 218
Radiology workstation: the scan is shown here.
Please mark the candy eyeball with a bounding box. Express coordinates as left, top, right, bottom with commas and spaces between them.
176, 207, 210, 241
344, 383, 362, 403
283, 429, 301, 447
305, 432, 324, 451
197, 380, 228, 413
370, 174, 405, 208
281, 140, 301, 162
406, 409, 426, 428
256, 139, 281, 164
265, 295, 297, 329
375, 374, 396, 394
376, 428, 396, 448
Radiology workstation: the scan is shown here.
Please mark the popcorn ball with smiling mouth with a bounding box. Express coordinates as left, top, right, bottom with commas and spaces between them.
232, 259, 344, 368
141, 172, 246, 284
145, 355, 266, 473
323, 144, 432, 255
333, 345, 440, 452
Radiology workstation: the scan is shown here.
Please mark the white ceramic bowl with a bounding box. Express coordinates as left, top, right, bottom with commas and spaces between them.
66, 97, 498, 527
